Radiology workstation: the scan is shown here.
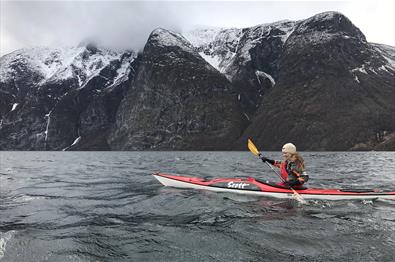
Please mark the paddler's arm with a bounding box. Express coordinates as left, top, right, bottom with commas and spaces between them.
260, 156, 281, 168
291, 170, 303, 181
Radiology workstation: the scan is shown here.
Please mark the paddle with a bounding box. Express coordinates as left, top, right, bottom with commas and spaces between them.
247, 139, 307, 204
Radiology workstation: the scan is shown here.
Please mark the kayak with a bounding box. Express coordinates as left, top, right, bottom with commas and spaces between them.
153, 173, 395, 200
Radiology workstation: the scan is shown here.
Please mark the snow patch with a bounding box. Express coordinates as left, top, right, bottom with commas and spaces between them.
62, 136, 81, 151
255, 70, 276, 86
76, 74, 83, 87
372, 43, 395, 70
71, 136, 81, 146
378, 65, 389, 72
112, 59, 131, 85
243, 113, 250, 121
199, 52, 222, 71
380, 54, 395, 69
281, 26, 296, 44
10, 103, 19, 112
151, 28, 194, 52
183, 26, 225, 47
351, 65, 367, 74
44, 112, 52, 142
184, 27, 243, 74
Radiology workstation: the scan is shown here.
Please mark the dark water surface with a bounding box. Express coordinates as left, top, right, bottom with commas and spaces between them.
0, 151, 394, 261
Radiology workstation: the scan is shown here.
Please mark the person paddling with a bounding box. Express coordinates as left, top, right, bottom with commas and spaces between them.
260, 143, 309, 189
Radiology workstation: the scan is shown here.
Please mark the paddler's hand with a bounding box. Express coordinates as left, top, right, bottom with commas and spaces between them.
260, 156, 275, 165
297, 177, 305, 182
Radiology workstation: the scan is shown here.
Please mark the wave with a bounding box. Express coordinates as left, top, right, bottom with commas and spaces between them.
0, 230, 16, 260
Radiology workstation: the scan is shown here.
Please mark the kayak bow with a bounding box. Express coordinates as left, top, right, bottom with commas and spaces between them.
153, 173, 395, 201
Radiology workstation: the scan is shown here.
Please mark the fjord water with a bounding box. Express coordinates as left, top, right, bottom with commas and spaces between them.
0, 151, 394, 262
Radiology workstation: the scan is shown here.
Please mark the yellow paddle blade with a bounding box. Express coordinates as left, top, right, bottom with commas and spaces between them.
247, 139, 260, 156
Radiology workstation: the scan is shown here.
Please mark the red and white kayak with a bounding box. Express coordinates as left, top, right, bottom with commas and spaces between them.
153, 173, 395, 200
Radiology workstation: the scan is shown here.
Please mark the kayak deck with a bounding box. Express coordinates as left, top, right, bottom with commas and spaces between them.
153, 173, 395, 200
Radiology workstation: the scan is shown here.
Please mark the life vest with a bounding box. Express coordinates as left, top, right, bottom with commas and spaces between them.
279, 160, 302, 182
280, 161, 289, 181
274, 160, 308, 188
275, 159, 307, 183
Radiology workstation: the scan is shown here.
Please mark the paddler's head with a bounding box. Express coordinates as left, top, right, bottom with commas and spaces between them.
282, 143, 296, 160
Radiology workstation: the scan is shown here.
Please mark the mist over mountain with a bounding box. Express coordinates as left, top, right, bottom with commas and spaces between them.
1, 12, 394, 151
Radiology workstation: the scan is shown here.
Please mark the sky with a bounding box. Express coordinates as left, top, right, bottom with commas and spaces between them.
1, 0, 394, 56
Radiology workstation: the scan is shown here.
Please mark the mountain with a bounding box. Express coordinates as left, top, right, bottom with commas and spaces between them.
0, 44, 139, 150
184, 21, 297, 118
185, 12, 395, 150
236, 12, 395, 150
108, 28, 245, 150
1, 11, 394, 151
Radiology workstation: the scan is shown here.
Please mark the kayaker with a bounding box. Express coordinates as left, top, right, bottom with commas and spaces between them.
260, 143, 308, 188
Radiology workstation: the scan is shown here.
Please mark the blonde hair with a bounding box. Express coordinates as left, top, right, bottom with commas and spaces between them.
291, 152, 305, 171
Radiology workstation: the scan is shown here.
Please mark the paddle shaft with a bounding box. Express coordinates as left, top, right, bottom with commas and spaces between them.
261, 156, 283, 181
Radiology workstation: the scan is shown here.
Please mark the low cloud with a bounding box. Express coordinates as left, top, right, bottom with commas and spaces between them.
1, 1, 185, 54
1, 1, 394, 56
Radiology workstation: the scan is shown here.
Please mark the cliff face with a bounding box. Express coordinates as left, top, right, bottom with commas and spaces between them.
0, 46, 138, 150
108, 29, 245, 150
238, 12, 395, 150
46, 54, 140, 151
184, 21, 296, 118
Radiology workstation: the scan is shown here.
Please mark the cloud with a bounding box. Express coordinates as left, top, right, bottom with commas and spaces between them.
1, 0, 394, 56
1, 1, 184, 55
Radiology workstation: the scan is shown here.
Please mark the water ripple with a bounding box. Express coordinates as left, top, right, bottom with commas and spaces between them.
1, 151, 395, 261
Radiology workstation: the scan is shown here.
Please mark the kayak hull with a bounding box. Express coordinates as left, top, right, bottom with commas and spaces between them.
153, 173, 395, 201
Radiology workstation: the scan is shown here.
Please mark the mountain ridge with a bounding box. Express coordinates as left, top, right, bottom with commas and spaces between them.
1, 11, 394, 150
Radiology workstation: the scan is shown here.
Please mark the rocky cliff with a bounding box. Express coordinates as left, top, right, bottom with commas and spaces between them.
108, 29, 245, 150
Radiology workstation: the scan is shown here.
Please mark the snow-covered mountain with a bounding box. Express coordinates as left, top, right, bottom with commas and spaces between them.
1, 11, 395, 150
184, 20, 300, 118
184, 14, 395, 81
0, 44, 139, 150
0, 44, 134, 90
183, 20, 296, 77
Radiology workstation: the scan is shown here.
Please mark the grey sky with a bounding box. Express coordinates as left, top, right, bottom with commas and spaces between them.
1, 0, 394, 56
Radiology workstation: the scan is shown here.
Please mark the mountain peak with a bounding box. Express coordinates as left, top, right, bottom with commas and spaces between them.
296, 11, 366, 41
310, 11, 345, 20
148, 28, 194, 51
